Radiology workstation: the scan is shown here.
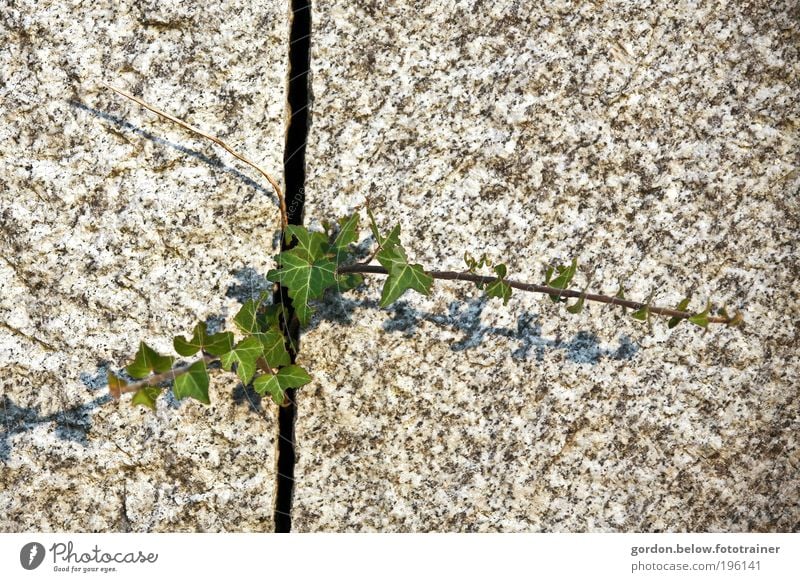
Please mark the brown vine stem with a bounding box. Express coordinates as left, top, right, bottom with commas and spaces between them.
336, 264, 742, 325
99, 82, 288, 229
109, 355, 216, 399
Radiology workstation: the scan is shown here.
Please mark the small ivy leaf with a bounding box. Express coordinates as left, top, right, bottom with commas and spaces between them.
668, 297, 692, 329
332, 212, 360, 250
631, 293, 655, 322
335, 272, 364, 292
566, 296, 584, 314
220, 337, 264, 385
252, 330, 291, 368
284, 225, 327, 262
566, 275, 593, 315
485, 279, 512, 305
174, 322, 234, 357
234, 298, 264, 335
126, 342, 174, 379
173, 360, 210, 405
615, 285, 628, 312
267, 253, 338, 326
464, 252, 476, 272
376, 240, 408, 272
493, 263, 507, 278
108, 371, 127, 400
253, 365, 312, 405
544, 265, 554, 285
688, 301, 711, 328
259, 303, 284, 332
380, 262, 433, 307
276, 365, 312, 389
131, 386, 161, 411
546, 259, 578, 302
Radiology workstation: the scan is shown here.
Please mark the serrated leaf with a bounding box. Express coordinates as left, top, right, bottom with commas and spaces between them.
108, 371, 127, 400
380, 262, 433, 307
485, 278, 512, 305
173, 360, 210, 405
252, 330, 291, 368
284, 225, 327, 262
668, 297, 692, 329
267, 253, 338, 326
174, 322, 234, 357
126, 342, 174, 379
131, 386, 161, 411
547, 259, 578, 302
220, 337, 264, 385
253, 365, 312, 405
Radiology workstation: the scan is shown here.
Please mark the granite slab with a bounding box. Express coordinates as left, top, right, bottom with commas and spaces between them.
294, 0, 800, 531
0, 0, 288, 531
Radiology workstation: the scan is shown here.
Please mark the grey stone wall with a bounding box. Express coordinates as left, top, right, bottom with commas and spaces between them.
0, 0, 287, 531
294, 1, 799, 531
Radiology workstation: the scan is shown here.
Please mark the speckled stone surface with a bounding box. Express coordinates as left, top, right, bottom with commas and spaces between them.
0, 1, 287, 531
295, 1, 800, 531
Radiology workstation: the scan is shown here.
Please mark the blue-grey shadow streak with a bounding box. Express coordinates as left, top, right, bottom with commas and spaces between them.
0, 393, 111, 462
68, 99, 277, 207
314, 293, 638, 364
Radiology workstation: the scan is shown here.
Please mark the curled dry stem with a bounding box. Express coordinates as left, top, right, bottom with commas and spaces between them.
99, 82, 287, 229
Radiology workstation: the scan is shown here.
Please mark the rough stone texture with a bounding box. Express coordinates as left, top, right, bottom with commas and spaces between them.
0, 1, 287, 531
295, 1, 800, 531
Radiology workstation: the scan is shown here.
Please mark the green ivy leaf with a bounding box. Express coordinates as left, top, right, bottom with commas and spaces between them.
131, 386, 161, 411
614, 285, 628, 312
173, 322, 234, 357
335, 272, 364, 292
253, 365, 312, 405
485, 279, 512, 305
252, 329, 291, 368
173, 360, 210, 405
688, 301, 711, 328
220, 337, 264, 385
234, 298, 264, 335
668, 297, 692, 329
267, 253, 338, 326
567, 275, 593, 315
380, 262, 433, 307
368, 209, 401, 249
332, 212, 360, 250
631, 293, 654, 322
126, 342, 174, 379
546, 259, 578, 302
493, 263, 507, 279
284, 225, 327, 262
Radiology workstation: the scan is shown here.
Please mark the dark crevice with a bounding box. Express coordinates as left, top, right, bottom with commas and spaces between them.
274, 0, 311, 533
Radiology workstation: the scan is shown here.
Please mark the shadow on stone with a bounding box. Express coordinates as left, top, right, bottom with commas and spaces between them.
0, 394, 108, 462
314, 293, 638, 364
68, 99, 278, 207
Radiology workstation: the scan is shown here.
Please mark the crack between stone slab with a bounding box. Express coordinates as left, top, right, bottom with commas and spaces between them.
274, 0, 311, 533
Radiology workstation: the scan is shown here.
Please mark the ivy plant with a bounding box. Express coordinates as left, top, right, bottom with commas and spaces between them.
101, 84, 744, 411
